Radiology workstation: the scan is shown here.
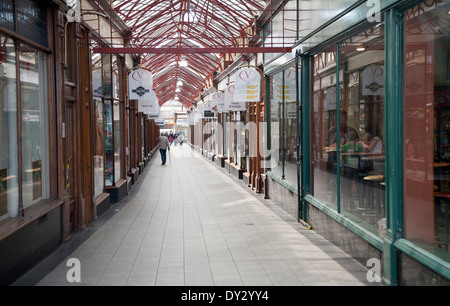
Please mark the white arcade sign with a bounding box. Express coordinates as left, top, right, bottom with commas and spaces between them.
128, 68, 154, 100
234, 67, 261, 102
225, 84, 246, 111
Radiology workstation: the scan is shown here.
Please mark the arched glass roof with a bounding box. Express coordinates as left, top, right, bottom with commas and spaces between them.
108, 0, 267, 106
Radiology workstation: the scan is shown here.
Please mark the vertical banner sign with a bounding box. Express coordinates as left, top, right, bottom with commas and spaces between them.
211, 91, 225, 113
128, 68, 154, 100
362, 66, 384, 96
225, 84, 246, 111
234, 68, 261, 102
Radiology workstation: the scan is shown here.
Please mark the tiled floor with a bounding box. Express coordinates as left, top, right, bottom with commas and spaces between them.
14, 145, 374, 286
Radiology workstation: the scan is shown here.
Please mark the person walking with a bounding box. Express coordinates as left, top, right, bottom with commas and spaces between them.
158, 132, 170, 165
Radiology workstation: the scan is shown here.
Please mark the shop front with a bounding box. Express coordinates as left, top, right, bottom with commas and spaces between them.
264, 0, 450, 285
0, 0, 63, 285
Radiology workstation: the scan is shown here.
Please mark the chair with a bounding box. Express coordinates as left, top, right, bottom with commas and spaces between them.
363, 175, 384, 218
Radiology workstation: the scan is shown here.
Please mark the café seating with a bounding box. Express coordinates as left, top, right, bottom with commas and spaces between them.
363, 174, 384, 217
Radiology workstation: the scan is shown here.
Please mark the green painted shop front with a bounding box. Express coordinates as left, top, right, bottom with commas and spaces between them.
264, 0, 450, 285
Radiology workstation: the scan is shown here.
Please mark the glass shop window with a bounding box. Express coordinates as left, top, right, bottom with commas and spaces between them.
270, 66, 300, 184
104, 99, 114, 186
0, 36, 50, 220
269, 75, 282, 177
19, 43, 49, 209
0, 35, 18, 221
311, 21, 386, 238
113, 100, 121, 183
403, 0, 450, 259
93, 97, 104, 198
338, 22, 386, 236
311, 49, 339, 210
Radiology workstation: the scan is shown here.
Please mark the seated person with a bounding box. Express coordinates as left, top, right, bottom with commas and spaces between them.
359, 128, 383, 154
325, 110, 359, 171
326, 110, 359, 147
340, 131, 363, 169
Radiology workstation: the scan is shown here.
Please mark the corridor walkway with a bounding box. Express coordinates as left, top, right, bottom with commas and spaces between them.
14, 145, 373, 286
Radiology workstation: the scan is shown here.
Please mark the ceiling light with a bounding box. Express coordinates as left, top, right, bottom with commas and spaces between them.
176, 88, 181, 92
177, 80, 183, 86
179, 59, 188, 67
183, 4, 197, 23
356, 45, 366, 52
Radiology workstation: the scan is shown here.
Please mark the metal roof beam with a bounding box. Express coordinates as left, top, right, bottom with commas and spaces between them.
94, 46, 292, 54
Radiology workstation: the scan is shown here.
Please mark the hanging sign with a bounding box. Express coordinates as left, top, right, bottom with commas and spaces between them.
225, 84, 246, 111
362, 66, 384, 96
286, 102, 297, 119
211, 91, 225, 113
176, 118, 188, 127
194, 112, 202, 124
202, 102, 215, 118
234, 68, 261, 102
187, 113, 195, 126
273, 69, 297, 103
138, 90, 159, 113
138, 99, 159, 113
128, 68, 153, 100
154, 115, 165, 126
148, 102, 161, 118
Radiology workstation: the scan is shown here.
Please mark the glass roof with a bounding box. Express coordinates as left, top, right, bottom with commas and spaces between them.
110, 0, 267, 105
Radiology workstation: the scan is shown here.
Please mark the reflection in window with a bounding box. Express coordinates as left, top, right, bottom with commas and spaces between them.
102, 54, 111, 98
94, 97, 104, 197
142, 116, 145, 162
105, 100, 113, 186
114, 100, 121, 183
339, 22, 385, 237
270, 68, 299, 183
127, 109, 131, 172
112, 55, 120, 100
311, 21, 386, 237
270, 76, 282, 176
312, 50, 338, 210
404, 1, 450, 258
0, 36, 18, 221
20, 43, 49, 209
